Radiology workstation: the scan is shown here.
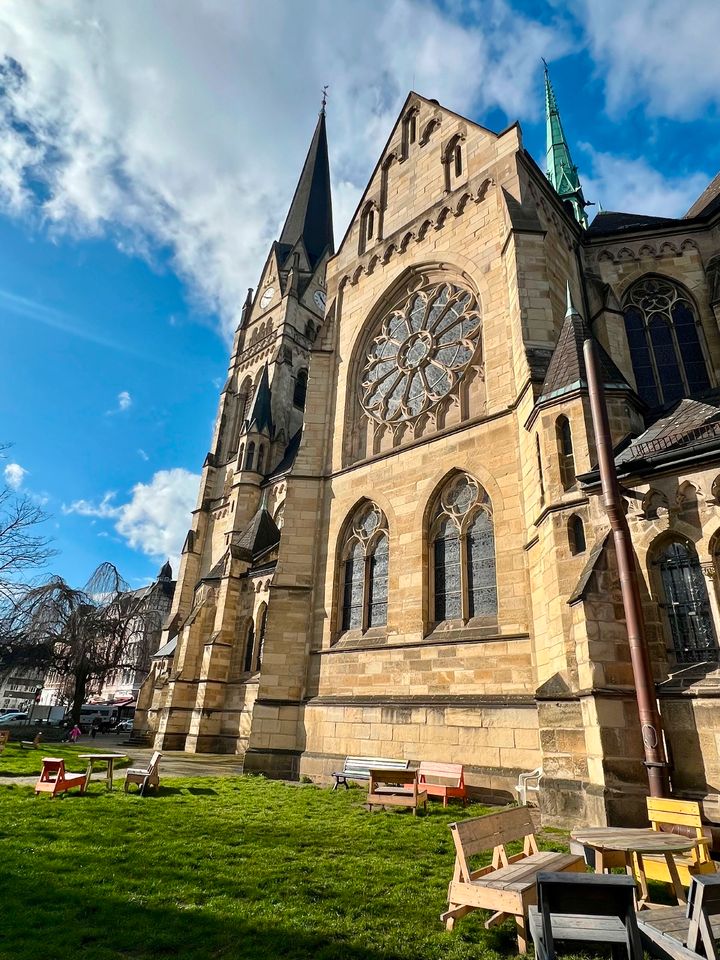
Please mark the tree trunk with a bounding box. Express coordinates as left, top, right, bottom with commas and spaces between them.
70, 665, 90, 723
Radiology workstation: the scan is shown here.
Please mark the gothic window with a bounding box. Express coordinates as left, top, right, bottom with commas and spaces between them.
367, 208, 375, 241
294, 369, 308, 409
656, 540, 719, 663
402, 108, 418, 158
623, 277, 712, 408
536, 435, 545, 507
256, 604, 267, 669
244, 441, 255, 470
430, 473, 497, 623
242, 620, 255, 673
556, 416, 575, 490
443, 135, 465, 190
339, 502, 389, 633
359, 280, 481, 426
257, 444, 265, 474
454, 142, 462, 177
568, 515, 586, 555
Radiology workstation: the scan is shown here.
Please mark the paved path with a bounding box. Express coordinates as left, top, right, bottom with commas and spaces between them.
1, 735, 245, 787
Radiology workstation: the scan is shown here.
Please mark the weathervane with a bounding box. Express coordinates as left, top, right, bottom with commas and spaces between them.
321, 84, 329, 114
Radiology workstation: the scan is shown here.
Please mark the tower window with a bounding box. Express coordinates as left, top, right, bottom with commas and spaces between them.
536, 435, 545, 507
367, 208, 374, 241
556, 416, 576, 490
293, 369, 308, 409
244, 441, 255, 471
623, 276, 712, 408
454, 143, 462, 177
257, 444, 265, 474
568, 515, 586, 555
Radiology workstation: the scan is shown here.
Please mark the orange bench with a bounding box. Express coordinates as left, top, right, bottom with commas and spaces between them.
35, 758, 87, 798
418, 760, 467, 807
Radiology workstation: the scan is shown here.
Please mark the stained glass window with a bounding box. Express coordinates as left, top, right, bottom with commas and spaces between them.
623, 277, 711, 408
360, 280, 481, 425
431, 473, 497, 623
657, 541, 718, 663
339, 503, 389, 633
556, 416, 575, 490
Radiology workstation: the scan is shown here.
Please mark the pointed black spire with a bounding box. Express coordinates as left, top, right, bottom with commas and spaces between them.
246, 364, 273, 435
279, 111, 334, 269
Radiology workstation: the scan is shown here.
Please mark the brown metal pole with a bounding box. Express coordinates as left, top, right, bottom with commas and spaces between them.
583, 337, 669, 797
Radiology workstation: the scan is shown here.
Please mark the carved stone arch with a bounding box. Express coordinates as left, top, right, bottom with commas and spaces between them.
617, 247, 637, 262
350, 265, 364, 286
416, 219, 433, 241
680, 239, 700, 253
476, 178, 493, 203
435, 206, 451, 230
642, 488, 670, 520
677, 480, 700, 506
454, 192, 472, 217
366, 254, 379, 276
419, 114, 441, 146
399, 231, 415, 253
598, 249, 615, 263
638, 244, 657, 259
659, 241, 679, 258
382, 243, 397, 264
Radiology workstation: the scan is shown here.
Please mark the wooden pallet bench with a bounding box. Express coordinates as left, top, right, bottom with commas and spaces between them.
440, 805, 584, 952
418, 760, 467, 807
638, 874, 720, 960
367, 768, 427, 815
332, 755, 408, 790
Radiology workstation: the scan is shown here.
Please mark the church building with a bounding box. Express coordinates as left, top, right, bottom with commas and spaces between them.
135, 68, 720, 827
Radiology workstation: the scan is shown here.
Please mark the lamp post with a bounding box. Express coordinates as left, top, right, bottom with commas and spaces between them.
582, 335, 669, 798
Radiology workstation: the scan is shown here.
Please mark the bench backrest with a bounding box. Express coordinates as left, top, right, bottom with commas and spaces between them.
419, 761, 464, 786
537, 872, 641, 960
647, 797, 712, 863
451, 805, 536, 859
369, 768, 417, 786
147, 751, 162, 775
343, 756, 408, 777
686, 875, 720, 960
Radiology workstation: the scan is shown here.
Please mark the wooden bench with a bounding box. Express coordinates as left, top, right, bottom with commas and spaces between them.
529, 871, 643, 960
367, 768, 427, 815
638, 874, 720, 960
35, 757, 87, 798
643, 797, 716, 888
418, 761, 467, 807
124, 751, 161, 795
440, 805, 585, 952
21, 732, 43, 750
0, 730, 9, 754
332, 755, 408, 790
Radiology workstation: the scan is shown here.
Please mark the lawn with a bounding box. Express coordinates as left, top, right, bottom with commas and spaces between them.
0, 742, 132, 777
0, 776, 573, 960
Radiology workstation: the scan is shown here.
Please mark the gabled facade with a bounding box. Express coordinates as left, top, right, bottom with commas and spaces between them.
137, 82, 720, 828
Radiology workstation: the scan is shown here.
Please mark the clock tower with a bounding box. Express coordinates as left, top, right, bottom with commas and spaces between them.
141, 106, 334, 753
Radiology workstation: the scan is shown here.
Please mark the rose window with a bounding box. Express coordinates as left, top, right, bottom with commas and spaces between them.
360, 281, 481, 423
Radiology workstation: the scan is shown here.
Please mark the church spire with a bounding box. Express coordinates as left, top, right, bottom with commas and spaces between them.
544, 61, 589, 229
279, 109, 334, 270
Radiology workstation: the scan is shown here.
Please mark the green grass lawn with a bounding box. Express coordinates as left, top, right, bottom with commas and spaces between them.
0, 776, 574, 960
0, 742, 132, 777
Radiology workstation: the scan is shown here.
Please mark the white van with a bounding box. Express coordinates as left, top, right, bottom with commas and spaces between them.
79, 704, 119, 731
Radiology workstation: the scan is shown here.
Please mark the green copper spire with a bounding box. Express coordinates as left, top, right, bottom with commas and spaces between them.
544, 61, 588, 229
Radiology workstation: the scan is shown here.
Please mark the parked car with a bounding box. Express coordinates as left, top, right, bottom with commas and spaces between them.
0, 710, 28, 721
0, 712, 29, 725
113, 718, 133, 733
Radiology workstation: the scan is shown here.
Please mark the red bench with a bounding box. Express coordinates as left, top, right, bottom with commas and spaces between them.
35, 758, 87, 798
418, 761, 467, 807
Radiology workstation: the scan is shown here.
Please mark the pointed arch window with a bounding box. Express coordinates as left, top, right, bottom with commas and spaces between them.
556, 416, 575, 490
294, 369, 308, 409
623, 277, 712, 408
256, 604, 267, 669
257, 444, 266, 474
536, 435, 545, 507
339, 502, 389, 633
431, 473, 497, 623
244, 441, 255, 471
568, 515, 586, 555
656, 539, 718, 663
402, 108, 418, 159
242, 619, 255, 673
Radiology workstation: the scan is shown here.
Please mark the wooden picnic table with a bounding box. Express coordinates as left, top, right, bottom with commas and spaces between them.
78, 753, 127, 792
571, 826, 697, 908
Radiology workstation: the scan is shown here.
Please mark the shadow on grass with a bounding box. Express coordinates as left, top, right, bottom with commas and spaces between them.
0, 865, 407, 960
133, 785, 219, 798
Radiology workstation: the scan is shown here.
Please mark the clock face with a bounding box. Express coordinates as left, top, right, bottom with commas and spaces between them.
313, 290, 326, 311
260, 286, 274, 310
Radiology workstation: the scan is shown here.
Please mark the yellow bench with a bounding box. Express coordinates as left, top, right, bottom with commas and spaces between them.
641, 797, 716, 888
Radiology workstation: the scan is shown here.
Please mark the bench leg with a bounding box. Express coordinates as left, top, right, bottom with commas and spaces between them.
516, 913, 528, 954
440, 904, 474, 931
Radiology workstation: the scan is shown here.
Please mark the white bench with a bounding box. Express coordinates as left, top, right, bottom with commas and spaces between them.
332, 755, 409, 790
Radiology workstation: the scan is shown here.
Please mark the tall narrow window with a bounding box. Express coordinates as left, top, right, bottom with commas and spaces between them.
257, 444, 266, 474
568, 515, 586, 555
339, 502, 389, 633
293, 369, 308, 409
242, 620, 255, 673
556, 416, 576, 490
623, 277, 712, 408
454, 143, 462, 177
367, 208, 375, 241
431, 473, 497, 623
244, 441, 255, 470
536, 435, 545, 506
657, 540, 719, 663
256, 605, 267, 669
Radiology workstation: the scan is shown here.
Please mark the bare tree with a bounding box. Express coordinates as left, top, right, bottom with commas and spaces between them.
1, 562, 157, 722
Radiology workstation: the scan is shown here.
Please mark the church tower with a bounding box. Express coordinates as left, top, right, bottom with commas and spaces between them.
142, 107, 333, 753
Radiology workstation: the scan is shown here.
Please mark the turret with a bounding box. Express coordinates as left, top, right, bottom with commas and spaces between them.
544, 62, 589, 229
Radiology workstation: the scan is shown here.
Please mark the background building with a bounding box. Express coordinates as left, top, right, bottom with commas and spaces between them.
136, 70, 720, 827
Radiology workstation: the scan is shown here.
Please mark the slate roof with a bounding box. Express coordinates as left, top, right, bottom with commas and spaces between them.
267, 428, 302, 479
586, 210, 685, 237
537, 298, 634, 405
568, 529, 611, 605
152, 636, 177, 659
246, 364, 273, 436
233, 508, 280, 560
614, 392, 720, 470
685, 171, 720, 219
279, 110, 334, 270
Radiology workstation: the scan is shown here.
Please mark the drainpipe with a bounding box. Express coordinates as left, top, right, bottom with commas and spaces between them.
583, 336, 670, 798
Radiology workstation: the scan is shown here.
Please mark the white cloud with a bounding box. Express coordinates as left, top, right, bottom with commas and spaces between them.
117, 390, 132, 411
580, 146, 710, 218
573, 0, 720, 118
0, 1, 567, 340
64, 468, 199, 569
4, 461, 27, 490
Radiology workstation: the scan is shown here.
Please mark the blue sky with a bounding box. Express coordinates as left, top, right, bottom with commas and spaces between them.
1, 0, 718, 587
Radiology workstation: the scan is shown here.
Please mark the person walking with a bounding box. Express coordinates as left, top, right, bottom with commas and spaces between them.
69, 723, 82, 743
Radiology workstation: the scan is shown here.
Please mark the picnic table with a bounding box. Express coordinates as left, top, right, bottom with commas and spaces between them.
79, 753, 127, 792
572, 826, 697, 907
